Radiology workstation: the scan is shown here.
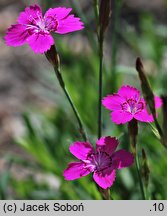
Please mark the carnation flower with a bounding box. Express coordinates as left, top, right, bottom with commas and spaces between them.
4, 4, 84, 54
102, 85, 162, 124
63, 136, 134, 189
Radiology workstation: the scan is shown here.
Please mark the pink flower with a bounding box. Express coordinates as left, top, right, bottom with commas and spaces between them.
4, 4, 84, 54
102, 85, 162, 124
63, 136, 134, 189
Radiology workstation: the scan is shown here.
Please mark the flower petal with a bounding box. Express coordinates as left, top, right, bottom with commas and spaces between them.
18, 4, 42, 24
63, 162, 91, 180
56, 15, 84, 34
27, 33, 54, 54
4, 24, 29, 47
44, 7, 72, 20
93, 169, 116, 189
118, 85, 140, 100
140, 96, 162, 109
111, 110, 133, 124
96, 136, 119, 156
102, 94, 125, 111
69, 141, 94, 160
134, 110, 154, 122
112, 150, 134, 170
135, 96, 162, 122
154, 96, 162, 109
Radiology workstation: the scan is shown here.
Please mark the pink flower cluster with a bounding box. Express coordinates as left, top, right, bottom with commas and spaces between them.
4, 4, 163, 191
4, 4, 84, 54
64, 136, 134, 189
64, 85, 162, 189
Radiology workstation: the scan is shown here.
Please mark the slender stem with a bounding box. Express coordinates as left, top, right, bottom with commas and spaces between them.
45, 46, 88, 141
111, 0, 122, 92
128, 120, 146, 200
95, 0, 104, 139
98, 35, 104, 139
135, 146, 146, 200
93, 0, 110, 198
53, 66, 87, 141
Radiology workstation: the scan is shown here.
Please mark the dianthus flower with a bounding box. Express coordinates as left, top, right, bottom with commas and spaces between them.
63, 136, 134, 189
4, 4, 84, 54
102, 85, 162, 124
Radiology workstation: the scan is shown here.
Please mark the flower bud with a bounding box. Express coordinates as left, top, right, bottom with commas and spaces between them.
45, 45, 65, 88
136, 57, 155, 116
136, 57, 165, 147
45, 45, 60, 69
99, 0, 112, 35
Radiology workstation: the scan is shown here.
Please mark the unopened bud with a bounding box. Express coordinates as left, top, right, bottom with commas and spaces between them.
136, 57, 165, 147
45, 45, 64, 88
136, 57, 155, 116
45, 45, 60, 69
99, 0, 112, 35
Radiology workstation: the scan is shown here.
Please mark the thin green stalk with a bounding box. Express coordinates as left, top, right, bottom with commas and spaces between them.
98, 35, 104, 139
95, 0, 104, 139
53, 66, 87, 142
111, 0, 122, 92
129, 135, 146, 200
97, 0, 112, 138
93, 0, 110, 199
135, 148, 146, 200
128, 120, 146, 200
45, 46, 88, 141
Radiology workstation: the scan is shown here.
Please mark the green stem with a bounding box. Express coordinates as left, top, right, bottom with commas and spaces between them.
94, 0, 104, 139
53, 66, 88, 142
45, 46, 88, 141
111, 0, 122, 92
93, 0, 110, 199
135, 149, 146, 200
98, 35, 104, 139
128, 120, 146, 200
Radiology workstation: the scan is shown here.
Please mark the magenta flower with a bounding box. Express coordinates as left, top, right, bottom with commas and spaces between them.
63, 136, 134, 189
4, 4, 84, 54
102, 85, 162, 124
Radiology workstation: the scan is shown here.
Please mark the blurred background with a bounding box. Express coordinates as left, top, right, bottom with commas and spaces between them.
0, 0, 167, 199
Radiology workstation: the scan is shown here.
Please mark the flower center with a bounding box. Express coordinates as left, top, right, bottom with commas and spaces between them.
121, 99, 144, 114
26, 13, 59, 34
83, 152, 112, 172
26, 16, 49, 34
45, 16, 59, 32
36, 19, 46, 31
